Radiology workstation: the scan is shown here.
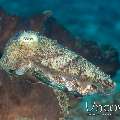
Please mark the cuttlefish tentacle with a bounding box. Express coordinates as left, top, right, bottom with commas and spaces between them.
0, 31, 115, 97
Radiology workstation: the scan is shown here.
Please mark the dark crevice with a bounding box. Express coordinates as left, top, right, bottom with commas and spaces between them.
0, 51, 3, 59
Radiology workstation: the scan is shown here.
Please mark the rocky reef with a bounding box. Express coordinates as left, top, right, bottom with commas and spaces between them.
0, 9, 119, 120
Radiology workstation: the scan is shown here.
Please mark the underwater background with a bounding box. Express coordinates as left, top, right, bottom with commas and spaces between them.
0, 0, 120, 120
0, 0, 120, 51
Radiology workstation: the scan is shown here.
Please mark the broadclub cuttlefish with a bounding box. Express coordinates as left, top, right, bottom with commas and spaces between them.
0, 31, 116, 118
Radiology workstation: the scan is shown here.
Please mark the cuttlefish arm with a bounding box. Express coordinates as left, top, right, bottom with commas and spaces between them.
0, 31, 115, 97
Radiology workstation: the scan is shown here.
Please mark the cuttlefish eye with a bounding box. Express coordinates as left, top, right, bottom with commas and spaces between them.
23, 37, 34, 42
24, 37, 31, 41
30, 38, 33, 40
19, 32, 39, 43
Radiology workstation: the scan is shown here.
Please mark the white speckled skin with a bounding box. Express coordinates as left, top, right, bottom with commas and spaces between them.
0, 31, 115, 96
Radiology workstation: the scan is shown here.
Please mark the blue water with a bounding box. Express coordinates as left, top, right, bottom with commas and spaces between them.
0, 0, 120, 53
0, 0, 120, 119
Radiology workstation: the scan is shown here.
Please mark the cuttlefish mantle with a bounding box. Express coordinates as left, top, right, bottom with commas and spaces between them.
0, 31, 115, 96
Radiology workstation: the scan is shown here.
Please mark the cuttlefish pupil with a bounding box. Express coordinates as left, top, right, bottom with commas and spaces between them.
0, 31, 115, 96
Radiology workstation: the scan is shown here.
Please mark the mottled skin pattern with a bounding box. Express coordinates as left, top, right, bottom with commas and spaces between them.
0, 31, 115, 97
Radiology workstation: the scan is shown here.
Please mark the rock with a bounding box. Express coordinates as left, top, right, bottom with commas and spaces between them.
0, 9, 19, 52
0, 70, 60, 120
